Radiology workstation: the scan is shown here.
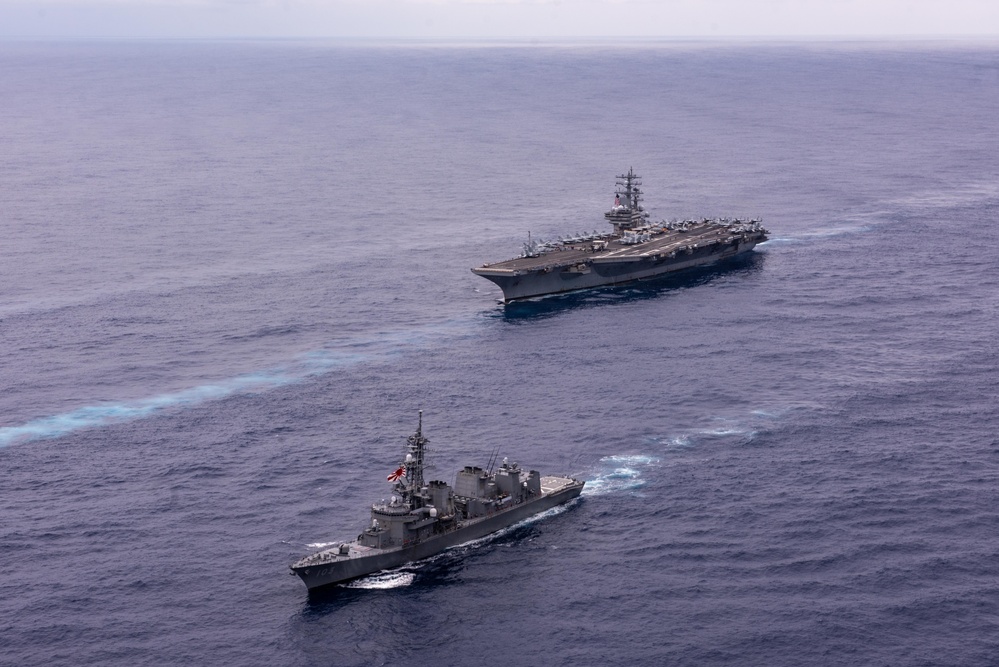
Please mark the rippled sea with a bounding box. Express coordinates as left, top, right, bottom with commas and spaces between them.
2, 40, 998, 666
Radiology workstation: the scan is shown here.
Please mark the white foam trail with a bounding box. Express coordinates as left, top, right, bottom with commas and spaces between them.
701, 428, 754, 437
0, 372, 297, 447
496, 500, 573, 531
648, 407, 806, 453
776, 209, 890, 243
0, 318, 480, 448
581, 408, 801, 498
660, 424, 758, 448
659, 435, 692, 448
602, 454, 658, 465
344, 571, 416, 590
583, 454, 658, 496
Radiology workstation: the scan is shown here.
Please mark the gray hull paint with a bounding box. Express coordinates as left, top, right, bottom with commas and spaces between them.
486, 241, 757, 302
292, 483, 583, 590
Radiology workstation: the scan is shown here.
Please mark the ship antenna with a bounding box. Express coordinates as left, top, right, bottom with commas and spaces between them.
486, 445, 501, 475
404, 410, 427, 494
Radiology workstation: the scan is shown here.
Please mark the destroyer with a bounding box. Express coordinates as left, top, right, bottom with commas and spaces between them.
472, 168, 769, 302
290, 412, 584, 590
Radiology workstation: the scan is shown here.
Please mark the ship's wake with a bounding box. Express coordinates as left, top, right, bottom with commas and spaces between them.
888, 180, 999, 210
343, 572, 416, 590
645, 407, 797, 451
0, 317, 481, 448
582, 454, 659, 496
585, 406, 804, 493
776, 180, 999, 246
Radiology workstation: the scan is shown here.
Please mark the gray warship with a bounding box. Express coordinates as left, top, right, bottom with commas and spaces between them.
290, 412, 584, 590
472, 168, 769, 302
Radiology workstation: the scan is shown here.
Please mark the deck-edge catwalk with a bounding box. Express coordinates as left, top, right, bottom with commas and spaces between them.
290, 411, 584, 590
472, 168, 769, 302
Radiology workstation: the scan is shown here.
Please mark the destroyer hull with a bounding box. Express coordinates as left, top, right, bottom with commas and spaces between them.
477, 239, 759, 303
292, 482, 583, 590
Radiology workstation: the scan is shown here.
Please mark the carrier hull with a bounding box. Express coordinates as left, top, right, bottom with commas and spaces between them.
476, 238, 760, 302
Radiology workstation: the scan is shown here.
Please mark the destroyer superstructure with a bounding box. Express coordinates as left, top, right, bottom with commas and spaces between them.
290, 412, 584, 591
472, 168, 768, 302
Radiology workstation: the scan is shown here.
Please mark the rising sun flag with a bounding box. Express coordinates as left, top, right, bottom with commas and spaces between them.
387, 466, 406, 483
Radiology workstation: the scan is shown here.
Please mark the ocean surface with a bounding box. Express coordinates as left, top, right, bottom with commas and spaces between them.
1, 39, 998, 666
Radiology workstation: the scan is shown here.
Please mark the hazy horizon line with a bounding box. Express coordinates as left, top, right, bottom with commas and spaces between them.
3, 34, 999, 43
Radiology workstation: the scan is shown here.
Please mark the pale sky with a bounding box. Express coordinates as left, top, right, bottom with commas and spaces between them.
1, 0, 998, 39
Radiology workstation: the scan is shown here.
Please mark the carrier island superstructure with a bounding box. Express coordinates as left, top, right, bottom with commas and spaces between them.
472, 168, 768, 302
290, 412, 584, 590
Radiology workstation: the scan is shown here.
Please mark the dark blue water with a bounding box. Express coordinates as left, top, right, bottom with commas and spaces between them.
2, 40, 999, 666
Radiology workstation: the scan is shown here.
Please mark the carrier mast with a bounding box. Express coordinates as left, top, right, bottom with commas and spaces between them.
616, 167, 644, 211
605, 167, 650, 232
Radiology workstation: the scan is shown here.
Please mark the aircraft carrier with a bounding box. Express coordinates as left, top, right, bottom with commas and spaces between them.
290, 412, 584, 591
472, 168, 768, 302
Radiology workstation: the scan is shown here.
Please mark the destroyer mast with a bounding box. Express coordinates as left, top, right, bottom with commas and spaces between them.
394, 410, 429, 507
